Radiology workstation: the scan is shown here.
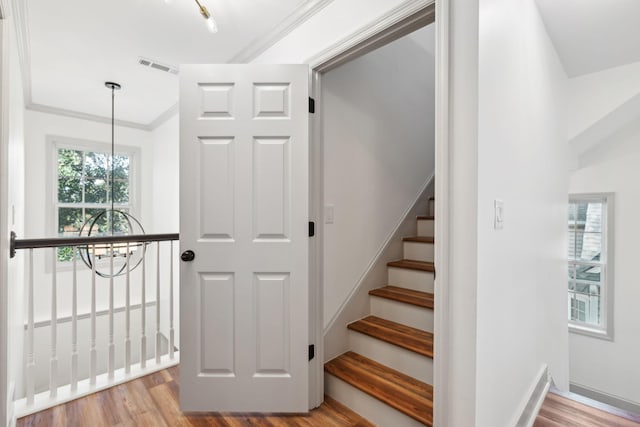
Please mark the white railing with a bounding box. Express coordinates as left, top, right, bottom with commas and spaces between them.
10, 233, 179, 417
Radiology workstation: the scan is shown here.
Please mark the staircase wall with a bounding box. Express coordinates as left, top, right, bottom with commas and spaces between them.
323, 181, 433, 361
321, 24, 436, 335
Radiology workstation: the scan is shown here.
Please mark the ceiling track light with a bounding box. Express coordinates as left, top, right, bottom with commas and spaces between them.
193, 0, 218, 33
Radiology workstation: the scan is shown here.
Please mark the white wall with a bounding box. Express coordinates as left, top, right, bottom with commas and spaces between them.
24, 110, 154, 241
321, 24, 435, 329
568, 60, 640, 140
150, 114, 179, 234
150, 114, 180, 349
475, 0, 569, 425
569, 121, 640, 408
23, 110, 154, 320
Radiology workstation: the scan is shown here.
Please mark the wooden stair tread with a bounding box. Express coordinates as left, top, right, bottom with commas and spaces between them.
369, 286, 434, 309
325, 351, 433, 426
322, 395, 377, 427
417, 215, 434, 220
403, 236, 435, 243
347, 316, 433, 358
387, 259, 435, 272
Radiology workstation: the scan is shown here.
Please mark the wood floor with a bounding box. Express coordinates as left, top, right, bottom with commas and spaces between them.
19, 368, 640, 427
17, 367, 373, 427
535, 389, 640, 427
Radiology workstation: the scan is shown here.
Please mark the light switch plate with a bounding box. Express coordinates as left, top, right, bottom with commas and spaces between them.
325, 205, 334, 224
494, 199, 504, 229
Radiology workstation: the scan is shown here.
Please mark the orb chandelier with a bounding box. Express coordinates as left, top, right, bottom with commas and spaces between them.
78, 82, 147, 278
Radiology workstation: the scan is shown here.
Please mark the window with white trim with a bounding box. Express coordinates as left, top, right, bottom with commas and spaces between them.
568, 193, 614, 339
53, 138, 138, 262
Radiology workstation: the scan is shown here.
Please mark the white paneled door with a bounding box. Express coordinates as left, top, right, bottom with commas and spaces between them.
179, 64, 309, 412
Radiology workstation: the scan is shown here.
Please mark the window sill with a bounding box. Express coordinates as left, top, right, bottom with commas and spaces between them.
569, 323, 613, 341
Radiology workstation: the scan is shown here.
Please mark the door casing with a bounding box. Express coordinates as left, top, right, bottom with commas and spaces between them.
305, 2, 448, 425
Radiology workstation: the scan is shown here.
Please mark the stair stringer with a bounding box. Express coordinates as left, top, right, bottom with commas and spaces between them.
323, 174, 434, 362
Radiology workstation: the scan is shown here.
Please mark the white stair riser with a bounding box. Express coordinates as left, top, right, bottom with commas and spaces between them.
325, 374, 426, 427
348, 331, 433, 385
388, 267, 434, 293
417, 219, 434, 237
428, 199, 435, 216
403, 241, 434, 262
370, 296, 434, 333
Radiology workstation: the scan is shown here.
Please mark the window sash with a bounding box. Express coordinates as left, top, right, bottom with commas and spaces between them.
567, 194, 613, 340
52, 138, 138, 265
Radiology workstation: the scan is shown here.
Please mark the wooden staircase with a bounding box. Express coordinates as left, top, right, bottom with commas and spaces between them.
325, 197, 436, 426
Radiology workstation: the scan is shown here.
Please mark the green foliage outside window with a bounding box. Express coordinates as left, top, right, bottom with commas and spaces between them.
56, 147, 132, 262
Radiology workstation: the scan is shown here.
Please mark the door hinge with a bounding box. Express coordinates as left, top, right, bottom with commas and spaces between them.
309, 97, 315, 114
308, 344, 315, 361
309, 221, 315, 237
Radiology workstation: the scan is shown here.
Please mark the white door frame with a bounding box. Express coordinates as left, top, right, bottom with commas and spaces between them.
0, 4, 11, 426
306, 1, 449, 424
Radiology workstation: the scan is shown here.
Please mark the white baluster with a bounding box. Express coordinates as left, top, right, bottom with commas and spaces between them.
90, 245, 97, 385
26, 249, 35, 405
125, 242, 131, 374
156, 242, 161, 364
108, 243, 115, 379
141, 247, 147, 368
169, 240, 175, 360
50, 248, 58, 398
71, 247, 78, 392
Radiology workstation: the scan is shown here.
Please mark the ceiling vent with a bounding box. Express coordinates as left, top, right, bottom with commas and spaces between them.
138, 57, 179, 75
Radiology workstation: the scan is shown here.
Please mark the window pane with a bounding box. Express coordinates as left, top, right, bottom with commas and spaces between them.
113, 155, 129, 180
84, 177, 108, 203
571, 284, 601, 326
578, 232, 601, 262
570, 201, 603, 262
584, 203, 602, 232
58, 149, 83, 203
82, 208, 109, 235
58, 207, 84, 235
57, 246, 76, 262
84, 152, 107, 179
112, 180, 129, 203
568, 265, 576, 287
568, 227, 577, 260
568, 203, 576, 222
576, 264, 600, 283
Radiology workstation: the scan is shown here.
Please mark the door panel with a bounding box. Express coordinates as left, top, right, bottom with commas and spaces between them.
179, 64, 309, 412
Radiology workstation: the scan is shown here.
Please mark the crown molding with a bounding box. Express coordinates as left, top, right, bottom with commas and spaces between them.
229, 0, 334, 63
11, 0, 333, 130
147, 102, 178, 130
26, 102, 152, 131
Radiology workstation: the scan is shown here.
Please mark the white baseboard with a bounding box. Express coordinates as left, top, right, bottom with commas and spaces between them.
570, 382, 640, 415
514, 365, 550, 427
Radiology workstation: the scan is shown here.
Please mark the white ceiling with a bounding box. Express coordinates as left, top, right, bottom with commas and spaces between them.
23, 0, 328, 128
536, 0, 640, 78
